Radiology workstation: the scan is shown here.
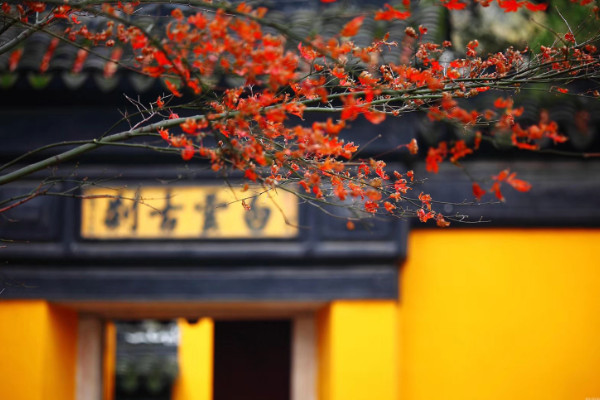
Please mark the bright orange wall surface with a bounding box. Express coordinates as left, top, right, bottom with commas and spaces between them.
400, 229, 600, 400
103, 321, 116, 400
0, 300, 78, 400
172, 318, 214, 400
318, 300, 398, 400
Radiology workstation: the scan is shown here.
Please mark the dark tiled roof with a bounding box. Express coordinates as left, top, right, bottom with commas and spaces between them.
0, 2, 444, 91
0, 2, 598, 154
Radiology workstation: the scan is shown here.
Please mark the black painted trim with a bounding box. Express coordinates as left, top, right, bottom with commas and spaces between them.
0, 265, 398, 301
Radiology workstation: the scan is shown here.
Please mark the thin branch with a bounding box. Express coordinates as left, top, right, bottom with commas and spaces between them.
0, 140, 94, 172
0, 187, 48, 213
0, 12, 54, 55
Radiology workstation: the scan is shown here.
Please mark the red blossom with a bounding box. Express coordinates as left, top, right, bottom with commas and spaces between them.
297, 43, 318, 62
494, 97, 514, 109
364, 110, 386, 124
384, 202, 396, 213
165, 80, 183, 97
419, 192, 432, 210
375, 4, 411, 20
564, 32, 576, 43
441, 0, 467, 10
245, 168, 258, 181
365, 201, 379, 213
188, 12, 207, 29
491, 181, 504, 201
525, 2, 548, 11
407, 139, 419, 155
449, 140, 473, 163
417, 208, 434, 222
472, 183, 486, 201
180, 119, 199, 134
181, 145, 195, 160
426, 142, 447, 173
436, 213, 450, 227
506, 173, 531, 192
158, 128, 170, 141
499, 0, 523, 12
12, 0, 594, 228
53, 5, 71, 18
340, 16, 365, 37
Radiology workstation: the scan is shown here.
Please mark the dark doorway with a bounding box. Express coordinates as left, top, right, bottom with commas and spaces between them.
213, 320, 291, 400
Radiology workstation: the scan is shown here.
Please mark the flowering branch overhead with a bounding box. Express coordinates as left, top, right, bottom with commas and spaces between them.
1, 0, 599, 226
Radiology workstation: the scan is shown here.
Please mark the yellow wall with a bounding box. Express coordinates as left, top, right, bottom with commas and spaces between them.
172, 318, 214, 400
103, 321, 116, 400
400, 229, 600, 400
0, 300, 78, 400
4, 230, 599, 400
317, 300, 398, 400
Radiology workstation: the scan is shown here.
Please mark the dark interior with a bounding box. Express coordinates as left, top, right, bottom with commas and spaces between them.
213, 320, 292, 400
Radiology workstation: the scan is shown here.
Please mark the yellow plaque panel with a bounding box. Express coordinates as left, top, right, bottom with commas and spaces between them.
80, 185, 298, 239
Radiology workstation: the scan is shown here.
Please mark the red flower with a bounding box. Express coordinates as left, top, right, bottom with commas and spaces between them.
180, 118, 198, 134
564, 33, 576, 43
449, 140, 473, 163
384, 202, 396, 213
436, 213, 450, 227
472, 183, 486, 201
506, 172, 531, 192
441, 0, 467, 10
490, 181, 504, 201
426, 142, 447, 173
158, 128, 170, 141
245, 168, 258, 181
525, 2, 548, 11
418, 192, 432, 210
499, 0, 523, 12
407, 139, 419, 155
494, 97, 513, 109
181, 145, 195, 161
340, 16, 365, 37
165, 80, 183, 97
375, 4, 410, 21
364, 201, 379, 213
417, 208, 434, 222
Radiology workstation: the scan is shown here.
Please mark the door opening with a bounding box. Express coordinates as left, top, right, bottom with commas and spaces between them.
114, 320, 179, 400
83, 308, 316, 400
213, 320, 291, 400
